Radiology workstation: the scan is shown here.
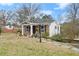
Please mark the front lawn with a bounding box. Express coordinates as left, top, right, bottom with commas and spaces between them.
0, 33, 79, 56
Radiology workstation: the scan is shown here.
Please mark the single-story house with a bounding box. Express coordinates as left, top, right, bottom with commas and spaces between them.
3, 20, 15, 32
21, 18, 60, 37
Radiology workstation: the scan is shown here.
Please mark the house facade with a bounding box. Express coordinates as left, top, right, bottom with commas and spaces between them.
49, 22, 60, 37
21, 18, 60, 37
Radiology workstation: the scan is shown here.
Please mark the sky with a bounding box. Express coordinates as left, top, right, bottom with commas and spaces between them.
0, 3, 70, 22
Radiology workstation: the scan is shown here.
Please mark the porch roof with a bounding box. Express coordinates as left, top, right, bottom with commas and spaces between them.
22, 22, 50, 26
21, 18, 54, 25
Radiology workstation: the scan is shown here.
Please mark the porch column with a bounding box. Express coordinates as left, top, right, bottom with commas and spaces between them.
22, 25, 24, 35
30, 25, 33, 36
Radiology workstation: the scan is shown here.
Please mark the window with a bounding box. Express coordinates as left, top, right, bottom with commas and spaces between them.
55, 26, 57, 29
41, 25, 45, 32
26, 26, 29, 31
55, 26, 59, 31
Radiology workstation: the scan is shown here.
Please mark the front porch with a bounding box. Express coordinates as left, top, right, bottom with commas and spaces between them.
21, 23, 49, 37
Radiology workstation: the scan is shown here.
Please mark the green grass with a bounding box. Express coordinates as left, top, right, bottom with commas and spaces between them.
0, 33, 79, 56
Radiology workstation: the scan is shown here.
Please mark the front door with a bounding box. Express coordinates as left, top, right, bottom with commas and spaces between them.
33, 26, 36, 34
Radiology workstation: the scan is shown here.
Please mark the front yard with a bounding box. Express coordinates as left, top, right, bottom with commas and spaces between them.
0, 33, 79, 56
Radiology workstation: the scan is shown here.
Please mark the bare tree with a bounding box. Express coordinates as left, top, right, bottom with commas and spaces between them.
67, 3, 79, 22
6, 11, 15, 21
0, 10, 7, 26
16, 3, 40, 23
0, 10, 16, 21
68, 4, 79, 37
62, 3, 79, 40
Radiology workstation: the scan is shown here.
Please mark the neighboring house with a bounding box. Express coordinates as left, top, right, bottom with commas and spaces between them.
5, 23, 14, 30
0, 19, 16, 32
21, 18, 60, 37
4, 20, 14, 32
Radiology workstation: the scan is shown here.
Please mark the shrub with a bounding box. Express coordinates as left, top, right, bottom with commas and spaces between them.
50, 34, 73, 43
16, 29, 22, 36
50, 34, 64, 42
42, 32, 49, 39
